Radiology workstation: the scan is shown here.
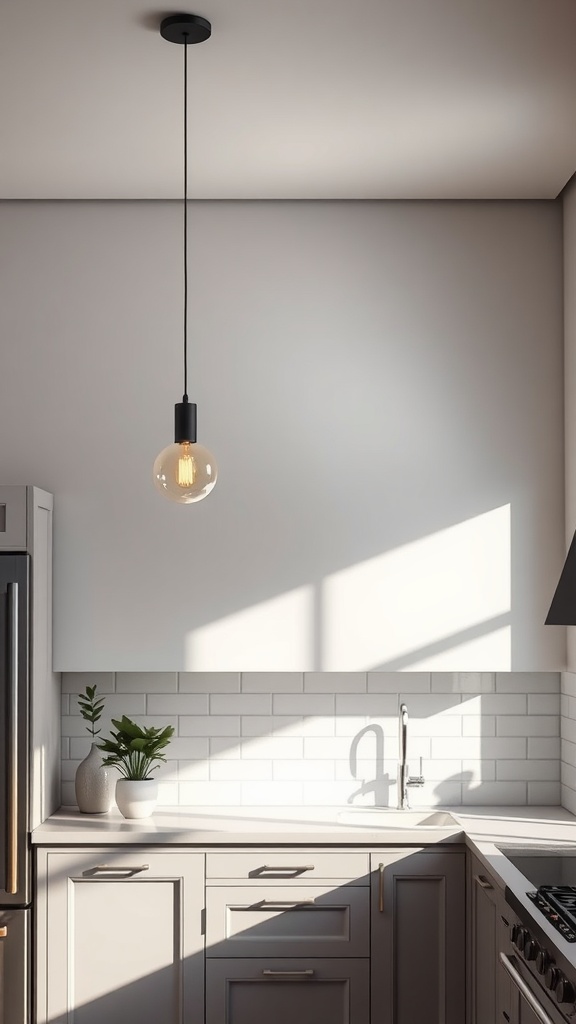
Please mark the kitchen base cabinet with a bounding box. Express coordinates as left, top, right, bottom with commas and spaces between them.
35, 848, 204, 1024
370, 848, 466, 1024
468, 852, 513, 1024
205, 958, 370, 1024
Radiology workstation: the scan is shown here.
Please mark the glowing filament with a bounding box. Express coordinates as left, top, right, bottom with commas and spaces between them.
177, 444, 195, 487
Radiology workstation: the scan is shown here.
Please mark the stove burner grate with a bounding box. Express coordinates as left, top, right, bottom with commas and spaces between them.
528, 886, 576, 942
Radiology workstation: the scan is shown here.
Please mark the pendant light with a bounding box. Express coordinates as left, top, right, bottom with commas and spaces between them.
153, 13, 217, 504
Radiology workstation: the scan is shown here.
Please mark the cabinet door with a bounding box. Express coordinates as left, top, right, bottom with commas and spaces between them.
35, 848, 204, 1024
206, 957, 369, 1024
371, 848, 466, 1024
470, 857, 499, 1024
469, 853, 514, 1024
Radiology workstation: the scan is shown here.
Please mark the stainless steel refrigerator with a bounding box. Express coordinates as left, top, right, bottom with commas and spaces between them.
0, 554, 31, 1023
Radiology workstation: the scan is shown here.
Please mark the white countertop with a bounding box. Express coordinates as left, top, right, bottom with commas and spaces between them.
32, 803, 576, 968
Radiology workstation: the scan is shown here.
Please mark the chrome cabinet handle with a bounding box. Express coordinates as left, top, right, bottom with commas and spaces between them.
262, 970, 314, 978
499, 954, 555, 1024
474, 874, 493, 890
0, 927, 7, 938
256, 899, 316, 908
6, 583, 18, 896
378, 862, 384, 912
258, 865, 315, 873
92, 864, 150, 873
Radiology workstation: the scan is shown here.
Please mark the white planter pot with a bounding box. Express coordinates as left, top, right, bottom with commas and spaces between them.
115, 779, 159, 819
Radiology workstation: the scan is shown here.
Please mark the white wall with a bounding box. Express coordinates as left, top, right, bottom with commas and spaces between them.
62, 671, 560, 808
0, 200, 565, 671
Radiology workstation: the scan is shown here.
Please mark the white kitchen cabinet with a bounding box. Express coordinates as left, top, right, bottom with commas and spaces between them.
35, 848, 204, 1024
370, 847, 466, 1024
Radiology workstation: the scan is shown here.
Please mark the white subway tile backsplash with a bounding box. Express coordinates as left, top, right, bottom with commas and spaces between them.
242, 736, 303, 760
242, 781, 304, 805
62, 672, 115, 694
368, 672, 430, 693
496, 716, 559, 737
210, 760, 272, 781
179, 716, 239, 737
274, 760, 334, 781
273, 694, 335, 716
116, 672, 177, 693
60, 670, 565, 812
528, 781, 561, 804
241, 716, 303, 737
496, 672, 559, 693
304, 673, 366, 692
463, 716, 496, 737
528, 738, 560, 760
496, 760, 559, 781
179, 672, 240, 692
527, 694, 560, 716
147, 694, 208, 716
242, 673, 303, 692
431, 673, 495, 693
464, 781, 527, 804
211, 693, 271, 716
336, 694, 397, 715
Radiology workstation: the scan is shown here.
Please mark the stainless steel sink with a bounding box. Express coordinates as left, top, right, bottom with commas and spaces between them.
336, 809, 459, 828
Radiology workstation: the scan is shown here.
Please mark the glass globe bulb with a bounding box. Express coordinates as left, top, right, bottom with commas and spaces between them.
153, 441, 217, 503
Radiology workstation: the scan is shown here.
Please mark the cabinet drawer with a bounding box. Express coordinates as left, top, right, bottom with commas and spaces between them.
206, 851, 369, 883
206, 958, 370, 1024
206, 884, 369, 957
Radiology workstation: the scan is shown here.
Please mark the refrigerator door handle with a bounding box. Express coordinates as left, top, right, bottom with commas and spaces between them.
6, 581, 18, 895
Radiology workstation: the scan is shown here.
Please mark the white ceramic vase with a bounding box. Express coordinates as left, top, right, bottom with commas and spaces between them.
75, 742, 113, 814
115, 779, 159, 819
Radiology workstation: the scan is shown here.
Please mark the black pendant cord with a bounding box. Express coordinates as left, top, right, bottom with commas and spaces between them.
183, 34, 189, 403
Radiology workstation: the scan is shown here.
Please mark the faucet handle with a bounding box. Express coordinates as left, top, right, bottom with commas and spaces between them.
407, 757, 425, 787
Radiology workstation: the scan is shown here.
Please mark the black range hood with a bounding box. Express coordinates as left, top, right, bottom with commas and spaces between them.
546, 531, 576, 624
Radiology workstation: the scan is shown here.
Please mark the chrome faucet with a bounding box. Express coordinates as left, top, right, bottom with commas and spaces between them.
397, 703, 425, 810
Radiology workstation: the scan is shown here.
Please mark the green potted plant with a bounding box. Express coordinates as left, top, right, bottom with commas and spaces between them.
75, 685, 113, 814
98, 716, 175, 819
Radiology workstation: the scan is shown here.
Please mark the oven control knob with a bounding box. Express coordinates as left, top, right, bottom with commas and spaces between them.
536, 949, 552, 975
515, 927, 528, 952
546, 966, 560, 991
510, 924, 519, 944
556, 976, 575, 1004
524, 938, 539, 961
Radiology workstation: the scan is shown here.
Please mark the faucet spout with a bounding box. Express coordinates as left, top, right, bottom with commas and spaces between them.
397, 702, 425, 810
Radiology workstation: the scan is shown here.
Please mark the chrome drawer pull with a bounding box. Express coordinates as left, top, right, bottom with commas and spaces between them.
257, 899, 316, 908
259, 865, 315, 872
262, 970, 314, 978
92, 864, 150, 873
378, 863, 384, 913
0, 927, 7, 938
499, 954, 555, 1024
6, 583, 18, 896
474, 874, 493, 890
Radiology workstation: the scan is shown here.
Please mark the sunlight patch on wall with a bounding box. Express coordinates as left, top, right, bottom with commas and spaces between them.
322, 505, 511, 671
185, 585, 314, 670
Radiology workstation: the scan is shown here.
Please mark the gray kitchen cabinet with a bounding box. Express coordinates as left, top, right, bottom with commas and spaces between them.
370, 847, 466, 1024
205, 847, 371, 1021
35, 848, 204, 1024
468, 852, 513, 1024
205, 957, 370, 1024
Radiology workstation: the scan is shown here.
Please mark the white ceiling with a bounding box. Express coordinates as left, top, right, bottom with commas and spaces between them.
1, 0, 576, 200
